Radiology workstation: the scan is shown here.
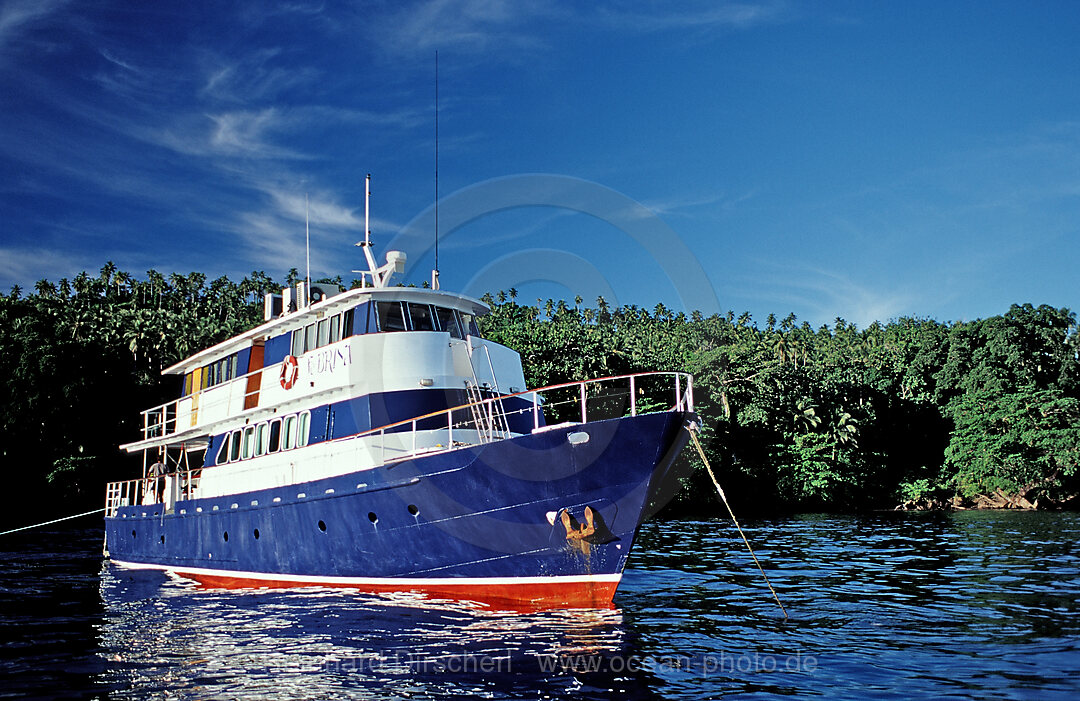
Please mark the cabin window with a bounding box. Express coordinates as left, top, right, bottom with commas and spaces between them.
228, 354, 238, 380
434, 307, 464, 339
342, 308, 355, 338
408, 303, 436, 331
241, 426, 255, 459
216, 435, 230, 464
317, 318, 330, 347
184, 372, 194, 396
255, 422, 268, 456
304, 323, 316, 353
298, 411, 310, 447
291, 328, 304, 357
329, 315, 341, 344
376, 301, 408, 332
268, 419, 282, 453
283, 416, 297, 450
229, 430, 242, 461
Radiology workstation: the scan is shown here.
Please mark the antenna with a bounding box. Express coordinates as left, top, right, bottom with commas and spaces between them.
433, 50, 440, 291
305, 193, 311, 305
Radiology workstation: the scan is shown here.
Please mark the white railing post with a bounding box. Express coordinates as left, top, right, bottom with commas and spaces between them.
447, 411, 453, 447
674, 373, 681, 410
580, 382, 587, 423
532, 392, 539, 430
411, 419, 417, 456
630, 375, 637, 417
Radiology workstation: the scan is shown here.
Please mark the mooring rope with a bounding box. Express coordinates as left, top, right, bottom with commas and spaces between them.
688, 426, 789, 619
0, 507, 106, 537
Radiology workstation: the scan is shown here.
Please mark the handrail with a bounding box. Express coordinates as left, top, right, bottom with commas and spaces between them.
108, 371, 694, 513
138, 357, 283, 441
353, 371, 694, 442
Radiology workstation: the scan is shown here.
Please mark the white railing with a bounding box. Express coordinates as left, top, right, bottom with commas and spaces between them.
108, 372, 694, 513
139, 364, 269, 442
359, 371, 694, 464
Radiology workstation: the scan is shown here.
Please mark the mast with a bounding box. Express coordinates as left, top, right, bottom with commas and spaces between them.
305, 193, 311, 306
353, 174, 405, 288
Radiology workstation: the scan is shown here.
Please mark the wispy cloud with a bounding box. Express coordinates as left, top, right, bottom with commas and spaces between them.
0, 0, 68, 53
0, 246, 97, 288
643, 189, 758, 218
377, 0, 554, 56
594, 0, 790, 33
735, 261, 920, 329
207, 108, 310, 158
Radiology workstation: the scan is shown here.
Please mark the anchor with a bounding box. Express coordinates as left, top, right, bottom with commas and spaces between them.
561, 505, 597, 543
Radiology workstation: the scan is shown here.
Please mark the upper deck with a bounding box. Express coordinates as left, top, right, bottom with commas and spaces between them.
120, 284, 525, 453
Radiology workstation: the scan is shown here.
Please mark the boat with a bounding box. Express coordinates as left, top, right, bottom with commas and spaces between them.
103, 179, 696, 608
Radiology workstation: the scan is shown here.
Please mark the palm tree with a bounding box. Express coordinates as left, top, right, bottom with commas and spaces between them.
794, 398, 821, 433
829, 410, 859, 460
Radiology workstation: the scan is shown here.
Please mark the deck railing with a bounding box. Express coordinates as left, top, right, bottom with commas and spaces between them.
358, 370, 694, 463
107, 371, 693, 514
138, 364, 269, 443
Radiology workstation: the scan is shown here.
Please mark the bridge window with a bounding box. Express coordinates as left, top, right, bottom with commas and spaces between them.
460, 312, 481, 338
376, 301, 408, 332
408, 303, 436, 331
434, 307, 463, 339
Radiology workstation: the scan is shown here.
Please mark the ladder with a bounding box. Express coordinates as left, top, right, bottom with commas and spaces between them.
463, 341, 512, 443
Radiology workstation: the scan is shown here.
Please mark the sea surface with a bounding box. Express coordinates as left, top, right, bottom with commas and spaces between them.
1, 512, 1078, 699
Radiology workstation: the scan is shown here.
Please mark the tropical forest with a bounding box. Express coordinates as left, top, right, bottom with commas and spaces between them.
1, 264, 1078, 529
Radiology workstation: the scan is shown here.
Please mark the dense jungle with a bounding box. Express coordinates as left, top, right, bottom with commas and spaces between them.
1, 264, 1077, 529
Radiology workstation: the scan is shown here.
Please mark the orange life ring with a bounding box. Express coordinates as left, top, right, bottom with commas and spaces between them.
279, 355, 299, 390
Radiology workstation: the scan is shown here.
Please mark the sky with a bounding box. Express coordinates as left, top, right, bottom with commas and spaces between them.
1, 0, 1078, 329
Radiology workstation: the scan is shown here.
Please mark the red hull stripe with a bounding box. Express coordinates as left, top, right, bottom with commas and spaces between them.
110, 560, 621, 609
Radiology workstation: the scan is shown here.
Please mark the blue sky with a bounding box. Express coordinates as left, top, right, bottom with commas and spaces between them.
1, 0, 1078, 328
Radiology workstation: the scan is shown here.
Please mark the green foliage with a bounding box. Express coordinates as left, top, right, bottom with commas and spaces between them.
0, 264, 274, 527
2, 264, 1076, 525
478, 297, 1079, 513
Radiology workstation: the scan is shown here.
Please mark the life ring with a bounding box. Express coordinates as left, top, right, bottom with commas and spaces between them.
279, 355, 299, 390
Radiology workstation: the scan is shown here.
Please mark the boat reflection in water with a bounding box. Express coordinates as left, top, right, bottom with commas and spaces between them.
97, 563, 666, 699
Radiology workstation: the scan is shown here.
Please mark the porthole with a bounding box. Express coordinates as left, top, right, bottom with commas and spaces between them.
368, 512, 378, 523
407, 504, 419, 516
131, 530, 136, 538
253, 528, 260, 540
223, 531, 229, 542
318, 520, 327, 532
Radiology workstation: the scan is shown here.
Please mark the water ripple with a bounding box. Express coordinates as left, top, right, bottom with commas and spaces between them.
1, 512, 1079, 699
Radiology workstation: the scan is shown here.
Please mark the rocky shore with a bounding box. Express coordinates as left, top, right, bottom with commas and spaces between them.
896, 488, 1078, 512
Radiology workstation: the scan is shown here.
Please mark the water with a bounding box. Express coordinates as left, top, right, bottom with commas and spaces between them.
2, 512, 1078, 699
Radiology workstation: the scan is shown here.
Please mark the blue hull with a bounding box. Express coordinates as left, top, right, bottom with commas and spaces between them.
105, 412, 691, 607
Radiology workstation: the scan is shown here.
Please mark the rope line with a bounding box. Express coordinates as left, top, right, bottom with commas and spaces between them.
688, 426, 788, 619
0, 507, 106, 536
